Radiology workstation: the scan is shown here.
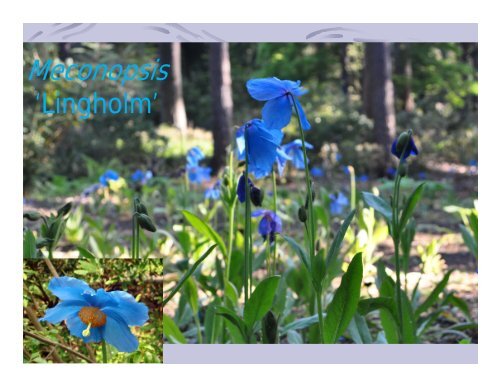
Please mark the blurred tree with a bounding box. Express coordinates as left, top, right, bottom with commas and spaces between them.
394, 43, 415, 112
159, 43, 188, 134
363, 43, 397, 171
209, 43, 234, 173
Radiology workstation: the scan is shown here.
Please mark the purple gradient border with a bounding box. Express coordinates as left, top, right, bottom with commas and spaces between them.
163, 344, 478, 364
23, 23, 477, 43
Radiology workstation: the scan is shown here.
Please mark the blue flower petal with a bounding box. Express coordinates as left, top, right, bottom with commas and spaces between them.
294, 99, 311, 130
258, 215, 272, 238
66, 314, 103, 343
246, 78, 287, 101
262, 96, 292, 131
47, 277, 95, 301
102, 309, 139, 353
39, 301, 86, 324
103, 291, 149, 326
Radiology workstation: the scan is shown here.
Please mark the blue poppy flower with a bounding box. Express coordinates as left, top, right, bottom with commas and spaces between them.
281, 139, 313, 170
336, 153, 343, 162
39, 276, 148, 353
342, 165, 350, 175
391, 136, 418, 160
417, 171, 427, 180
187, 165, 212, 184
310, 167, 325, 178
205, 180, 221, 200
329, 192, 349, 215
246, 77, 311, 131
236, 119, 284, 178
99, 170, 119, 187
131, 169, 153, 185
187, 147, 205, 166
252, 209, 282, 243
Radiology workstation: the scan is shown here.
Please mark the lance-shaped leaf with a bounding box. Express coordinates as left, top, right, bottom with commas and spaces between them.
362, 192, 392, 222
399, 183, 425, 232
243, 275, 280, 330
182, 210, 227, 258
324, 252, 363, 343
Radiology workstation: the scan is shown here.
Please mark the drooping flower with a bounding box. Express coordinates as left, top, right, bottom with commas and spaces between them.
186, 146, 205, 166
39, 276, 148, 353
204, 180, 221, 200
99, 170, 120, 187
246, 77, 311, 131
329, 192, 349, 215
281, 139, 314, 170
252, 209, 282, 243
236, 175, 264, 206
236, 119, 283, 178
391, 133, 419, 160
310, 167, 325, 178
131, 170, 153, 185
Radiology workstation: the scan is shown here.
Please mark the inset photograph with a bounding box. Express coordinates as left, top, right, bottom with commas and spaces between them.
23, 258, 162, 363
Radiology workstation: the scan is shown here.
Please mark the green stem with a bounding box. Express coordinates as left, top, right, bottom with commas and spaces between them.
101, 341, 107, 363
272, 169, 278, 275
291, 96, 315, 260
243, 129, 252, 304
392, 174, 404, 341
226, 203, 235, 283
316, 291, 324, 344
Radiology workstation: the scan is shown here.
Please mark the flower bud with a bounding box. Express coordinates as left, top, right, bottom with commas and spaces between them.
24, 211, 41, 221
395, 132, 410, 154
298, 206, 308, 223
262, 311, 278, 344
398, 163, 408, 177
57, 202, 72, 217
137, 213, 157, 232
250, 186, 264, 207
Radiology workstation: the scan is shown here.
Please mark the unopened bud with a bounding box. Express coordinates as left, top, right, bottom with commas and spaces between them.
250, 186, 264, 207
398, 163, 408, 177
298, 206, 308, 222
137, 213, 156, 232
57, 202, 72, 217
24, 211, 41, 221
396, 132, 410, 154
262, 311, 278, 344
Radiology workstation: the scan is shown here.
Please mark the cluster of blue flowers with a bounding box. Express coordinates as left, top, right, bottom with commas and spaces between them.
40, 276, 149, 353
82, 169, 154, 197
186, 147, 212, 185
234, 77, 316, 240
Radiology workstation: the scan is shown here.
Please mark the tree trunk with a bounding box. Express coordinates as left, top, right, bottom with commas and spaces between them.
339, 43, 350, 97
364, 43, 397, 171
159, 43, 188, 133
209, 43, 233, 173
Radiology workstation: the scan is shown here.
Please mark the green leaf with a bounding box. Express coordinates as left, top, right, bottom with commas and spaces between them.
76, 246, 98, 260
324, 252, 363, 343
415, 270, 453, 317
286, 330, 303, 344
163, 244, 216, 305
243, 275, 280, 330
282, 314, 320, 332
399, 183, 425, 232
379, 277, 399, 343
362, 192, 392, 222
224, 280, 239, 307
184, 277, 199, 314
214, 305, 248, 339
282, 235, 310, 272
448, 293, 473, 322
358, 297, 397, 316
163, 315, 187, 344
311, 249, 326, 292
347, 313, 373, 344
326, 209, 356, 273
182, 210, 227, 258
23, 230, 37, 259
459, 225, 478, 258
401, 290, 417, 343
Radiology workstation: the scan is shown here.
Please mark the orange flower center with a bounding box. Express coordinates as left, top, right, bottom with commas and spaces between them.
78, 306, 107, 327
